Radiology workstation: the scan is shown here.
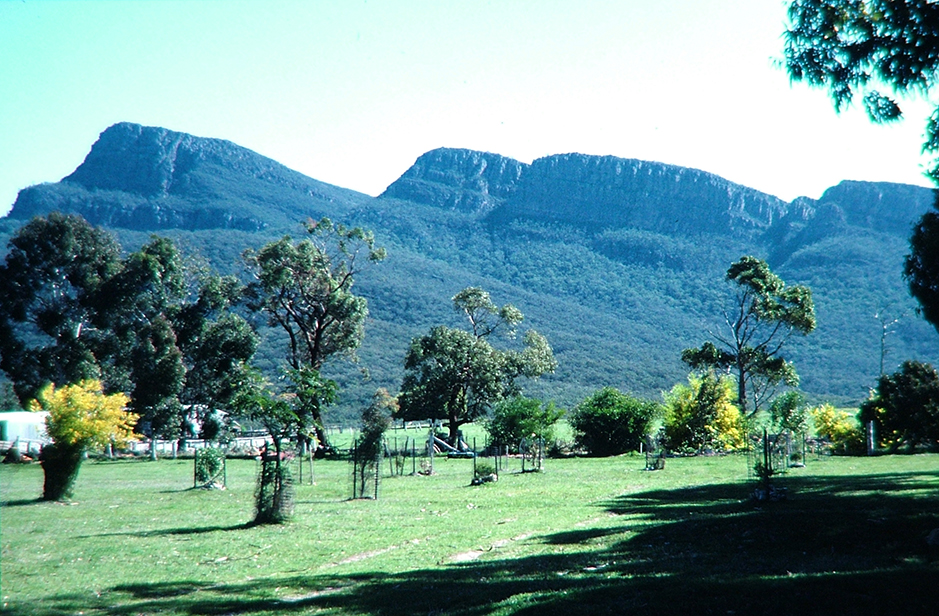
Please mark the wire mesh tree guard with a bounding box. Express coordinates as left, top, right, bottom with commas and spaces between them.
193, 447, 227, 489
520, 436, 545, 473
350, 436, 382, 500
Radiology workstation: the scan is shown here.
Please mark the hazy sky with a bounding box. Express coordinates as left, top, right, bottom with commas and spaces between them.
1, 0, 935, 216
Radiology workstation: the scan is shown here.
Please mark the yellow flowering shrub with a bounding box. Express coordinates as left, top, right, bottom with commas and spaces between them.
30, 380, 137, 450
664, 373, 745, 452
809, 403, 864, 454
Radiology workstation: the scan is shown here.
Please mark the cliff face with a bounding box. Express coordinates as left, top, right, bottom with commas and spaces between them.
10, 183, 269, 232
380, 148, 526, 214
8, 122, 368, 232
384, 149, 937, 247
816, 180, 936, 236
384, 150, 795, 238
506, 154, 791, 237
64, 122, 324, 199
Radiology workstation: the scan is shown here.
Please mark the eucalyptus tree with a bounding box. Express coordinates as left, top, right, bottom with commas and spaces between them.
0, 214, 258, 448
174, 273, 259, 414
0, 213, 122, 402
682, 256, 815, 417
397, 287, 557, 444
94, 237, 187, 442
243, 217, 385, 450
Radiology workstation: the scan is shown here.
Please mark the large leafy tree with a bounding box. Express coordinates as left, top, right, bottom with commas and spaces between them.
397, 287, 557, 444
173, 272, 259, 417
682, 256, 816, 417
94, 237, 187, 441
0, 215, 258, 443
0, 213, 122, 402
244, 218, 384, 450
860, 359, 939, 452
783, 0, 939, 330
906, 210, 939, 333
784, 0, 939, 178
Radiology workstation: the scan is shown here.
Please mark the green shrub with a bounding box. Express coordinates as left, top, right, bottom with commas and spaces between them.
570, 387, 661, 456
474, 460, 497, 478
485, 396, 564, 451
859, 360, 939, 452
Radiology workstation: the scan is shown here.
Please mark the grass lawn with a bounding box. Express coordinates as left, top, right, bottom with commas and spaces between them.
2, 447, 937, 615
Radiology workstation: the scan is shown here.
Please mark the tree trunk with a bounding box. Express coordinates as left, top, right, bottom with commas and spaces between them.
737, 364, 749, 416
312, 423, 331, 456
40, 442, 84, 501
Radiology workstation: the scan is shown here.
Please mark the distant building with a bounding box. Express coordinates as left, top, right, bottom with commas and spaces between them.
0, 411, 50, 444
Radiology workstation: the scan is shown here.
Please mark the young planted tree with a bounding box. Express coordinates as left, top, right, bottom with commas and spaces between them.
31, 380, 136, 500
769, 390, 809, 438
353, 389, 396, 499
682, 256, 816, 417
396, 287, 557, 444
244, 218, 384, 451
230, 367, 337, 524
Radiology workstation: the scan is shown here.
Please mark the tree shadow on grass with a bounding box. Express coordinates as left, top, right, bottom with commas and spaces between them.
0, 497, 43, 507
77, 522, 253, 539
8, 471, 938, 616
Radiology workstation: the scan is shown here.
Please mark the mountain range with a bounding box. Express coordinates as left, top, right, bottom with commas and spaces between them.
3, 122, 937, 422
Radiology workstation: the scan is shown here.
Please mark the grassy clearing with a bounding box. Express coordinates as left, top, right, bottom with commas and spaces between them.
2, 450, 937, 615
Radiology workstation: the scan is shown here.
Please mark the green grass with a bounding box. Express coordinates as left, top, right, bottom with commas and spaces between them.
2, 450, 937, 615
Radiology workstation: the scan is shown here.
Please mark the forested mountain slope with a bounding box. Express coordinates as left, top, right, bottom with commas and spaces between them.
2, 123, 936, 422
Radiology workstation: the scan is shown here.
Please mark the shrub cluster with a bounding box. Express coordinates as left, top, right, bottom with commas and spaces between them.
485, 396, 564, 452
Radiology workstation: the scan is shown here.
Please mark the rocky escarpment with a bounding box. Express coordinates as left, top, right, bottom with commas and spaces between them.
765, 182, 935, 264
8, 122, 369, 232
64, 122, 327, 199
385, 149, 795, 238
10, 183, 268, 232
380, 148, 526, 214
505, 154, 792, 237
815, 180, 935, 236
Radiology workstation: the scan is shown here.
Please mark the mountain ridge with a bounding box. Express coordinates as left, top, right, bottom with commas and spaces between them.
8, 122, 371, 232
2, 122, 937, 419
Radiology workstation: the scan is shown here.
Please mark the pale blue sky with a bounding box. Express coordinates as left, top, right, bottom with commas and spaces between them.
1, 0, 934, 215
